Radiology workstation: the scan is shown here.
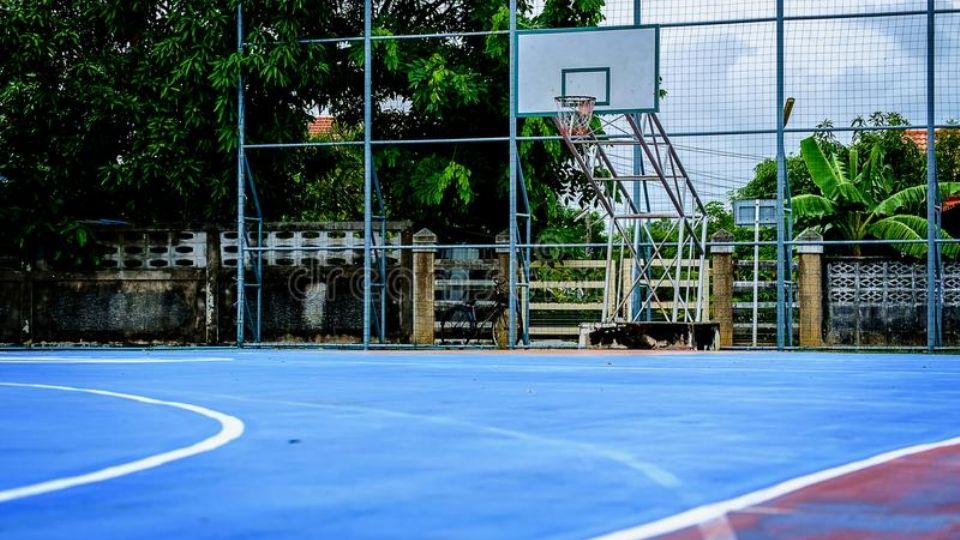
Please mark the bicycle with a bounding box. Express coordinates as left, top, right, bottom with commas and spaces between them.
439, 280, 523, 347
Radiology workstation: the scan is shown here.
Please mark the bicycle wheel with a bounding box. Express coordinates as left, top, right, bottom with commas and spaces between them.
440, 305, 476, 345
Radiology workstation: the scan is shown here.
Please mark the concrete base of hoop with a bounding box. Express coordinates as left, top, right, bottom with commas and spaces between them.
578, 321, 721, 351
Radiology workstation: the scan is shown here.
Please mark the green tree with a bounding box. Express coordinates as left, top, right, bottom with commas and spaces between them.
0, 1, 329, 265
937, 121, 960, 184
736, 155, 815, 201
793, 136, 960, 258
0, 0, 606, 265
849, 111, 925, 191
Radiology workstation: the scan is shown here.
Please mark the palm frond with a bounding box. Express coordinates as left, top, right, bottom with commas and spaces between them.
831, 153, 849, 184
941, 229, 960, 259
874, 185, 926, 216
867, 144, 884, 183
868, 215, 927, 258
834, 181, 868, 206
799, 137, 841, 197
791, 194, 836, 218
848, 148, 859, 182
874, 182, 960, 216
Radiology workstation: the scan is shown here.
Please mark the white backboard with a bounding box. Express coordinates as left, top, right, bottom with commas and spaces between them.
516, 25, 660, 117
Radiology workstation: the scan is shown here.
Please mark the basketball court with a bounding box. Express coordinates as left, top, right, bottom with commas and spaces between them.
3, 2, 958, 539
2, 350, 959, 539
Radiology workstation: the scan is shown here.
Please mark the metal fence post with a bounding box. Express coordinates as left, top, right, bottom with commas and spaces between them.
775, 0, 787, 350
508, 0, 518, 348
362, 0, 373, 349
235, 4, 246, 346
926, 0, 940, 351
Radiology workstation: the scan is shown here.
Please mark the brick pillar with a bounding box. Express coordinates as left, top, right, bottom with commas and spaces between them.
495, 230, 512, 348
205, 227, 221, 344
495, 230, 511, 284
711, 230, 735, 348
797, 230, 824, 348
412, 228, 437, 345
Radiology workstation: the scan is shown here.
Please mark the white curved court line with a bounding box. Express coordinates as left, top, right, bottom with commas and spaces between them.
593, 434, 960, 540
201, 392, 682, 489
0, 383, 244, 503
0, 357, 232, 364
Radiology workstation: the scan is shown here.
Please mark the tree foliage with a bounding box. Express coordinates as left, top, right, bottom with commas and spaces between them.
938, 121, 960, 185
734, 112, 959, 258
0, 0, 606, 265
794, 136, 960, 258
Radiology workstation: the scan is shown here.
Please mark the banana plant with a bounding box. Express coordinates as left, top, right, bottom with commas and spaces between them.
793, 136, 960, 258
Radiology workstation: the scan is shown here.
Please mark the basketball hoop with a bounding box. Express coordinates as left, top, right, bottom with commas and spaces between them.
554, 96, 596, 137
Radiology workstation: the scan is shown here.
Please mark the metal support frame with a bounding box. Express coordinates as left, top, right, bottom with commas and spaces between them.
516, 160, 532, 345
632, 0, 654, 322
556, 112, 709, 323
243, 157, 264, 343
371, 166, 388, 344
235, 6, 264, 345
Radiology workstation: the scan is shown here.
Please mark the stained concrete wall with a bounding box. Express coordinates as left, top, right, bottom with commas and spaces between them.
0, 267, 408, 345
0, 224, 413, 345
31, 271, 206, 343
220, 267, 406, 343
0, 275, 24, 343
0, 270, 208, 344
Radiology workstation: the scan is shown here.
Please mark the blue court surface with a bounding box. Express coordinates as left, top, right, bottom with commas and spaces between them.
0, 349, 958, 539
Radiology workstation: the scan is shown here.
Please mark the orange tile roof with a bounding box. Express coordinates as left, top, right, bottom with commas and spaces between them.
308, 116, 335, 137
904, 129, 935, 152
944, 196, 960, 212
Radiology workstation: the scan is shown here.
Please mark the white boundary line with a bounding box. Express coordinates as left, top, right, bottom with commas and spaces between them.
0, 383, 244, 503
0, 357, 232, 364
593, 434, 960, 540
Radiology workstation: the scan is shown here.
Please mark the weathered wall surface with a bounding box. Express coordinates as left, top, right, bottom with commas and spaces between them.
0, 274, 23, 342
824, 258, 959, 347
30, 271, 206, 343
0, 223, 412, 345
0, 267, 406, 345
220, 267, 405, 343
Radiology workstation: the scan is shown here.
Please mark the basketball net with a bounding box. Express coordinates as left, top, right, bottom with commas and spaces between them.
554, 96, 596, 137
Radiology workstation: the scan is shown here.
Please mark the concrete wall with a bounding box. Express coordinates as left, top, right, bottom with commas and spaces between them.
825, 258, 929, 347
33, 271, 206, 343
1, 270, 207, 344
0, 274, 24, 343
220, 267, 406, 343
0, 267, 408, 345
0, 223, 412, 345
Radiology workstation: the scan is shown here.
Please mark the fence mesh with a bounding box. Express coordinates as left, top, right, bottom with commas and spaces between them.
232, 1, 959, 348
936, 13, 960, 125
786, 15, 928, 131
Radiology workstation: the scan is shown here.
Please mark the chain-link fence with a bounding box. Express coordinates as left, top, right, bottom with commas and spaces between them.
229, 1, 960, 350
